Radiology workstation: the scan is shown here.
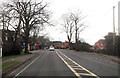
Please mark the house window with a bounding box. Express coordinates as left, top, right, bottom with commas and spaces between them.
99, 43, 102, 45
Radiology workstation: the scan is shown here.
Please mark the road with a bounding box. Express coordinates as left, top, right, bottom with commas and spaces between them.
9, 49, 119, 78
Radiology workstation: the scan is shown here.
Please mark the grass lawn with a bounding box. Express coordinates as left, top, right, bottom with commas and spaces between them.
2, 61, 21, 71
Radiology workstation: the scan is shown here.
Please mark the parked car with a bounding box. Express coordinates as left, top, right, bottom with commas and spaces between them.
49, 46, 54, 51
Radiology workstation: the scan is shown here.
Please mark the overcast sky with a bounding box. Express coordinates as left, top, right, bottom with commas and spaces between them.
44, 0, 120, 45
0, 0, 120, 45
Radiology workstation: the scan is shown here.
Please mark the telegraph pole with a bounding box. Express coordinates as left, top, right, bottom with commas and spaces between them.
113, 6, 115, 55
119, 1, 120, 36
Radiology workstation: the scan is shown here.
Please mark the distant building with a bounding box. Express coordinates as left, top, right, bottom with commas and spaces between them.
2, 29, 15, 44
118, 1, 120, 36
94, 39, 105, 50
63, 41, 69, 48
51, 41, 62, 48
51, 41, 69, 49
2, 29, 16, 56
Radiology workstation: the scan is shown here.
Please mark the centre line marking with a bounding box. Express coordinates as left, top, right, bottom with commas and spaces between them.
73, 68, 83, 70
56, 51, 82, 78
78, 73, 93, 76
56, 50, 100, 78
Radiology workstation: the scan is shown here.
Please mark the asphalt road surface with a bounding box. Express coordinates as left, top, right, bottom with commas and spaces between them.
9, 49, 120, 78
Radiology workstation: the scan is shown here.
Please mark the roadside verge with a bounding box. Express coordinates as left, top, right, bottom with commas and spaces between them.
2, 52, 39, 78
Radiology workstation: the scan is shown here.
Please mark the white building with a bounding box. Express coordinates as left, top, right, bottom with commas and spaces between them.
118, 1, 120, 36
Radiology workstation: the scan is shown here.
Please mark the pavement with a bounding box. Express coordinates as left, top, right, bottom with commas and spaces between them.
2, 50, 42, 64
101, 54, 120, 64
3, 54, 35, 64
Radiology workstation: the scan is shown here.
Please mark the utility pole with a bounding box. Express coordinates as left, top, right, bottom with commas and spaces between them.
119, 1, 120, 36
113, 6, 115, 55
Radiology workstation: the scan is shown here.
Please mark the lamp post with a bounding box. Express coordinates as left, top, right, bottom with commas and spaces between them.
113, 6, 115, 55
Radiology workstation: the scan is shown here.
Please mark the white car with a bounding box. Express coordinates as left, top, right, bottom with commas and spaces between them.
49, 46, 54, 51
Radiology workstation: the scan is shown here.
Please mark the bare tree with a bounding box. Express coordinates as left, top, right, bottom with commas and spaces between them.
0, 10, 9, 29
62, 10, 86, 49
70, 10, 86, 44
2, 0, 52, 53
62, 13, 74, 49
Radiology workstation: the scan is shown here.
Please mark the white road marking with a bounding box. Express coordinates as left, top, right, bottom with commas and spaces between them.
57, 50, 100, 78
56, 51, 82, 78
71, 66, 79, 67
78, 73, 94, 76
13, 54, 41, 78
73, 68, 83, 70
8, 62, 27, 76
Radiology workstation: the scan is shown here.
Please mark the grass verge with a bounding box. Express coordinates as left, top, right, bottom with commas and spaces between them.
2, 52, 30, 61
2, 61, 21, 71
2, 55, 22, 61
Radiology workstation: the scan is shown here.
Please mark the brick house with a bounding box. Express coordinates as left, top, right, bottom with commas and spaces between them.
94, 39, 106, 51
52, 41, 69, 49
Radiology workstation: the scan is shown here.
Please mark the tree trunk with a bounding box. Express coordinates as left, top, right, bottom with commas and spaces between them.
69, 42, 72, 50
75, 21, 78, 44
25, 38, 28, 53
68, 39, 71, 49
25, 27, 29, 53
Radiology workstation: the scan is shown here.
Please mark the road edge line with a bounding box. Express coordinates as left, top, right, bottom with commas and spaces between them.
13, 54, 41, 78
